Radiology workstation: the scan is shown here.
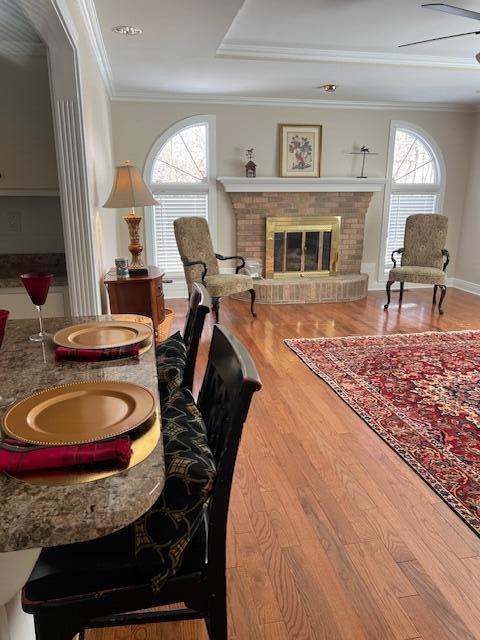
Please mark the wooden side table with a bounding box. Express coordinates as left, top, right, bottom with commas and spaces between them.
104, 266, 165, 339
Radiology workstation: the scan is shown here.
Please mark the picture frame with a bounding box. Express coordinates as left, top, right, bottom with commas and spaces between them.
279, 124, 322, 178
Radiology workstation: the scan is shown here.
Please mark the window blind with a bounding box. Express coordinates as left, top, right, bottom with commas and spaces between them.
384, 192, 437, 272
152, 193, 208, 274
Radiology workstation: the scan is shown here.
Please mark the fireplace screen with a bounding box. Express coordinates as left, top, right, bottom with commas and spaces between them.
265, 216, 341, 278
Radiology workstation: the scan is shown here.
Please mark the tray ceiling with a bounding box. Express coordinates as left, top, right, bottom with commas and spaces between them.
92, 0, 480, 107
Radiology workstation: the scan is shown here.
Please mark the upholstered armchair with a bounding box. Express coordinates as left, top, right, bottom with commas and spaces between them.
174, 216, 256, 323
384, 213, 449, 314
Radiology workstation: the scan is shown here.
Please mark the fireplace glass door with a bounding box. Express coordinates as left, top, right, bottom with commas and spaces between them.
265, 217, 341, 278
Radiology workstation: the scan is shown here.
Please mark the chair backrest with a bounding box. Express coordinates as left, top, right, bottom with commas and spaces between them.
196, 325, 261, 589
401, 214, 448, 269
174, 217, 219, 293
182, 282, 211, 390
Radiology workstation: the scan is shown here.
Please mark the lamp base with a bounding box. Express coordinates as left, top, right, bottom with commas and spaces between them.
128, 267, 149, 275
124, 213, 146, 271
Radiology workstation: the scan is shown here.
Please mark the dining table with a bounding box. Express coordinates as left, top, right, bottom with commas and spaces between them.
0, 315, 165, 640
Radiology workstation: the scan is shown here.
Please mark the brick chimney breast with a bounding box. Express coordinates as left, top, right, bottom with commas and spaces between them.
228, 191, 373, 275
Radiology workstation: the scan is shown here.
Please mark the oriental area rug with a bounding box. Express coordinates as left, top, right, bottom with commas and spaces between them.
285, 330, 480, 535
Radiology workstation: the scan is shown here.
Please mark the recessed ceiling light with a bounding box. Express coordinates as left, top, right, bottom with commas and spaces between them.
317, 84, 339, 93
112, 25, 143, 36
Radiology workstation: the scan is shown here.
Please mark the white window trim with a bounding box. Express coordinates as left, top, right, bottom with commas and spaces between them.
143, 114, 217, 274
378, 120, 446, 283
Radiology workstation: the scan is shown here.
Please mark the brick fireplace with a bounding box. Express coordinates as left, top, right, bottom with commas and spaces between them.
218, 177, 385, 303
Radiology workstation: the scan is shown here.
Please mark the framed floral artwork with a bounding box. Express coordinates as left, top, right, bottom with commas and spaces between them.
279, 124, 322, 178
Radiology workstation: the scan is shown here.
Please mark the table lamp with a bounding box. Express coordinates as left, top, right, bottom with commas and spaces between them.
103, 160, 157, 274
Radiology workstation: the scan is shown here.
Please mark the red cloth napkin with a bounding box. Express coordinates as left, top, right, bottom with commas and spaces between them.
55, 344, 140, 361
0, 437, 132, 473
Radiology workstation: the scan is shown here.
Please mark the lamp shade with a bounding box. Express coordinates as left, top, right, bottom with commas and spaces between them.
103, 161, 157, 208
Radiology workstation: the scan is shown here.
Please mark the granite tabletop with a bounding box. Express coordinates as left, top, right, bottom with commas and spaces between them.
0, 316, 165, 553
0, 275, 68, 289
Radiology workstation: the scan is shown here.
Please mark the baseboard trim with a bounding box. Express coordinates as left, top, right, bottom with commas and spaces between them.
450, 278, 480, 296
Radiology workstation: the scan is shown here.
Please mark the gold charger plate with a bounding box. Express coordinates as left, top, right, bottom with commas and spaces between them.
2, 381, 156, 445
53, 320, 153, 350
111, 314, 153, 328
6, 413, 161, 486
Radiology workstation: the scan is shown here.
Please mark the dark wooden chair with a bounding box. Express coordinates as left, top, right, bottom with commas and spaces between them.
22, 325, 262, 640
181, 281, 211, 390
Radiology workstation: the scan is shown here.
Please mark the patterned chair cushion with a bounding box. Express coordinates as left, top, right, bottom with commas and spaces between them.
388, 266, 447, 285
134, 387, 216, 591
155, 331, 187, 405
204, 273, 253, 297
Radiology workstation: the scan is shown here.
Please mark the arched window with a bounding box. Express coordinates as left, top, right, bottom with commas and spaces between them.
144, 115, 216, 277
381, 122, 445, 277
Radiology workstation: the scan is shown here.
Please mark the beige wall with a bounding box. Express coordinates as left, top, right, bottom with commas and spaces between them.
0, 55, 63, 258
456, 111, 480, 285
64, 0, 118, 298
111, 100, 472, 279
0, 54, 58, 190
0, 196, 63, 254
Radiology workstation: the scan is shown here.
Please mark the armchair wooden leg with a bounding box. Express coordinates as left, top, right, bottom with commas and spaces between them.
399, 282, 404, 303
384, 280, 394, 309
438, 286, 447, 314
433, 284, 438, 305
249, 288, 257, 318
212, 297, 220, 323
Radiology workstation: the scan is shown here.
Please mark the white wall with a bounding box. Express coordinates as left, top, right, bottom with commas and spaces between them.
455, 111, 480, 287
111, 100, 472, 279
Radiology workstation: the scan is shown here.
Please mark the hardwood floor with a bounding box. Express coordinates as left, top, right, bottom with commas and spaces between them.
90, 288, 480, 640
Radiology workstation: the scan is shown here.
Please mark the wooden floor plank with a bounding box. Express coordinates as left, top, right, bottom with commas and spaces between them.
399, 560, 478, 640
234, 531, 283, 625
400, 594, 452, 640
249, 509, 316, 639
263, 621, 290, 640
91, 289, 480, 640
344, 542, 419, 640
260, 488, 301, 548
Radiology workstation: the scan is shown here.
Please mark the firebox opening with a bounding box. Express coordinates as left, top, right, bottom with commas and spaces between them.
265, 216, 341, 279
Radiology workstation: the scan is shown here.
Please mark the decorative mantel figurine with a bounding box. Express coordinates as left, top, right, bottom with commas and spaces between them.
349, 145, 379, 178
245, 148, 257, 178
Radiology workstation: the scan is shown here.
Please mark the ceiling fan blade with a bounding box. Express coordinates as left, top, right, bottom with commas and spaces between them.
422, 3, 480, 21
399, 30, 480, 47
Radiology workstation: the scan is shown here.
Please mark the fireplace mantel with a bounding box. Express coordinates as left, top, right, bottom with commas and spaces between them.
217, 176, 387, 193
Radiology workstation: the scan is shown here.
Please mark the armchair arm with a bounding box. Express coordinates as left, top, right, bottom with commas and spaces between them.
442, 249, 450, 272
391, 248, 404, 268
215, 253, 246, 274
181, 258, 208, 282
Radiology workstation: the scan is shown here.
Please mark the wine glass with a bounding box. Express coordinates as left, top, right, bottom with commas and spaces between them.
0, 309, 14, 407
20, 272, 53, 342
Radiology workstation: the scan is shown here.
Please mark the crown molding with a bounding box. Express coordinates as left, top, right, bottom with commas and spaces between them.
217, 176, 387, 193
111, 90, 472, 112
77, 0, 114, 97
217, 42, 479, 70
